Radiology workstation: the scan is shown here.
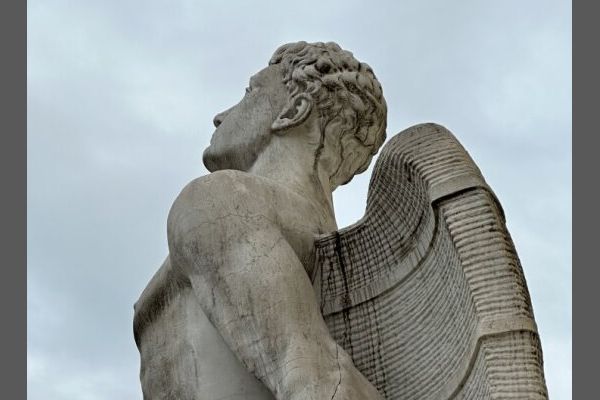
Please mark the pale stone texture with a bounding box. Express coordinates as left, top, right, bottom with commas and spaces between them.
313, 123, 548, 399
134, 42, 548, 399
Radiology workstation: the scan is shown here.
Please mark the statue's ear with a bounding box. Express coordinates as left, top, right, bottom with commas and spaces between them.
271, 93, 313, 133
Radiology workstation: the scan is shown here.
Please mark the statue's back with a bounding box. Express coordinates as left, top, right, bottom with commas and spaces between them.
313, 123, 548, 399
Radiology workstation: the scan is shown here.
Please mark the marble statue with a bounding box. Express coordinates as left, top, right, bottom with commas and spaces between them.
134, 41, 549, 400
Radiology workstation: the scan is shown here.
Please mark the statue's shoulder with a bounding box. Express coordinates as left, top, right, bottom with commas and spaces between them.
168, 170, 320, 264
168, 170, 300, 239
172, 170, 287, 214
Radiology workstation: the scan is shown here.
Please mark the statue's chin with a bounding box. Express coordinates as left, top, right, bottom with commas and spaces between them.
202, 146, 221, 172
203, 146, 245, 172
203, 138, 265, 173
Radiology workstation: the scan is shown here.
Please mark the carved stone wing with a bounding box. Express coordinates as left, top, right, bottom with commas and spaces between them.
312, 123, 548, 400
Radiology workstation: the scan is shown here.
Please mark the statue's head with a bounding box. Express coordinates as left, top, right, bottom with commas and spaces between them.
203, 41, 387, 188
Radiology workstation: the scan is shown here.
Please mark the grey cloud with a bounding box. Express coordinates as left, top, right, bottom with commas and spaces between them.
28, 1, 571, 399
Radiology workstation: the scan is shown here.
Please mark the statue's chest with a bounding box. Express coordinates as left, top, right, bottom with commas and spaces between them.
138, 286, 274, 400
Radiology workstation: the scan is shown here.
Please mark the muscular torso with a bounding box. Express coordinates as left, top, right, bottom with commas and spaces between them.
133, 171, 333, 400
135, 258, 275, 400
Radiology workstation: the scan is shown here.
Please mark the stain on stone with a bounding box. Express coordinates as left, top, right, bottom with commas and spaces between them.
334, 231, 354, 358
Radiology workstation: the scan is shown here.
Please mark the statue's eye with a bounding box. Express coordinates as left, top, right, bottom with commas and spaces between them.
245, 87, 251, 94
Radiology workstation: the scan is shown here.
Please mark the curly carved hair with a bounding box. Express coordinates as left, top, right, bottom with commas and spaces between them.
269, 41, 387, 187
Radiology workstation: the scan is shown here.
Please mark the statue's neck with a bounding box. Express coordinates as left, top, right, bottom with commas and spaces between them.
248, 135, 338, 232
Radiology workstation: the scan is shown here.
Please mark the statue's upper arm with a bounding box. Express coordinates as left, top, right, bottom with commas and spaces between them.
166, 171, 279, 272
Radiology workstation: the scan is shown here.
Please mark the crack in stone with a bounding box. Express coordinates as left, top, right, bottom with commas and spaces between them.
330, 344, 342, 400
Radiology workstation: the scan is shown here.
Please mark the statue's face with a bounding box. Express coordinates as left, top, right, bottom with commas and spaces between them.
203, 64, 289, 172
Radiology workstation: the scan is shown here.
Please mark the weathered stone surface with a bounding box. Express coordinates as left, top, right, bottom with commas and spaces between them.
313, 123, 548, 399
135, 41, 386, 400
133, 42, 548, 400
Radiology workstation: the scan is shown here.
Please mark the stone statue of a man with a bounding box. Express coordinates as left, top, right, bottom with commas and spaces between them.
134, 41, 387, 399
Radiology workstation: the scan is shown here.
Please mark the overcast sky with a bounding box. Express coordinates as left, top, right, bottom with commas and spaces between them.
27, 1, 571, 399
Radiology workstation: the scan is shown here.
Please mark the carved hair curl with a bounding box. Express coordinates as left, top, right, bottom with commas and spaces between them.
269, 41, 387, 186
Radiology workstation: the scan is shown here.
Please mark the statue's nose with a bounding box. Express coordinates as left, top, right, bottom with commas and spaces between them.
213, 110, 228, 128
